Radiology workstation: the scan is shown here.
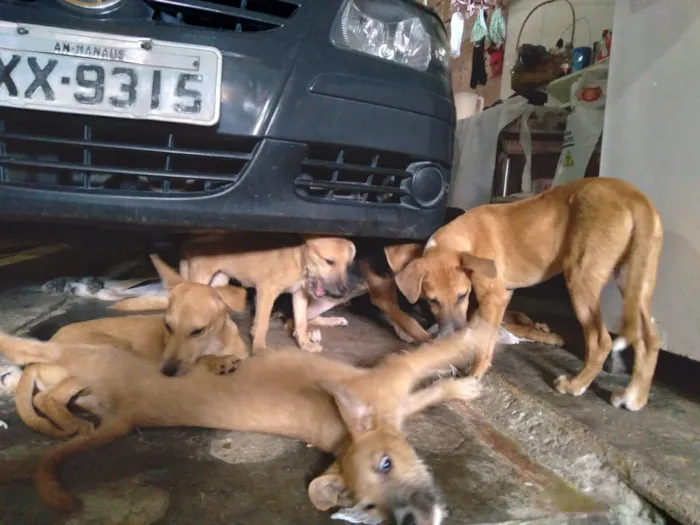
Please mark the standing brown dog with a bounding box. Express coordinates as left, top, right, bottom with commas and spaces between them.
393, 177, 663, 411
179, 232, 356, 353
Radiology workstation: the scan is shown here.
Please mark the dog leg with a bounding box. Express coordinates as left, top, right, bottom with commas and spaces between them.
369, 281, 431, 344
35, 417, 133, 512
292, 289, 323, 352
611, 243, 662, 411
309, 316, 349, 328
251, 286, 280, 352
501, 322, 564, 347
555, 257, 618, 397
403, 377, 481, 419
468, 284, 512, 380
34, 378, 94, 438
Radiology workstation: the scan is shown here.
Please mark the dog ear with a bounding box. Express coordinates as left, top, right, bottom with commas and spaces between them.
394, 259, 426, 304
347, 241, 356, 263
317, 380, 376, 435
459, 253, 497, 279
213, 285, 247, 313
308, 471, 349, 511
150, 254, 185, 290
384, 243, 423, 274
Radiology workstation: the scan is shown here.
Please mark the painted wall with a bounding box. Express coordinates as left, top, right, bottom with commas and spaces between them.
500, 0, 615, 99
598, 0, 700, 361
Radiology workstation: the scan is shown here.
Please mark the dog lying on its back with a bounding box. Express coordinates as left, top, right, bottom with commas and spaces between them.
0, 315, 496, 525
12, 253, 249, 440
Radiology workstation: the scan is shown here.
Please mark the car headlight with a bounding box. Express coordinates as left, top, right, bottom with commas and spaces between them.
330, 0, 449, 73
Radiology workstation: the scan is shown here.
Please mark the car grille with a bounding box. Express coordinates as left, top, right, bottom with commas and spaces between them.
0, 109, 259, 196
295, 144, 414, 206
145, 0, 300, 32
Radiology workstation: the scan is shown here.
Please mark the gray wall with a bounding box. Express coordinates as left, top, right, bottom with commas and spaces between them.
599, 0, 700, 361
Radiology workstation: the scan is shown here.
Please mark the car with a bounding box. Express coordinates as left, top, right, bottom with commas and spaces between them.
0, 0, 455, 239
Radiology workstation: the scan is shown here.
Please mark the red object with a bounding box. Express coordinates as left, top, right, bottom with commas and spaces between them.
577, 86, 603, 102
487, 46, 504, 77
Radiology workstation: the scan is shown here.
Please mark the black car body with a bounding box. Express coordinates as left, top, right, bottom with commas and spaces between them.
0, 0, 455, 239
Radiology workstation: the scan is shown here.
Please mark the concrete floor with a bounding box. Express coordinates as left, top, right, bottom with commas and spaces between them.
0, 235, 696, 525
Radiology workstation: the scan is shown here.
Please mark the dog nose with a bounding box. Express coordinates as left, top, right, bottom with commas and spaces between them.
160, 360, 180, 377
400, 513, 417, 525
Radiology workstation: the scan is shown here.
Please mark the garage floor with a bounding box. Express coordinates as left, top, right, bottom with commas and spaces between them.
0, 234, 696, 525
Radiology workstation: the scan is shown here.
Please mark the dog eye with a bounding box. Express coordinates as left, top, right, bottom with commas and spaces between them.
363, 504, 376, 511
427, 297, 439, 305
456, 293, 468, 304
377, 455, 392, 474
190, 327, 205, 337
164, 322, 173, 334
324, 258, 336, 266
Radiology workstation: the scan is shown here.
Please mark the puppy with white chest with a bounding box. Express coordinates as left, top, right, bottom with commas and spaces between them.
180, 232, 356, 353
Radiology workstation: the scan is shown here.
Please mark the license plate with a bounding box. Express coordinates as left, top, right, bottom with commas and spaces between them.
0, 21, 222, 126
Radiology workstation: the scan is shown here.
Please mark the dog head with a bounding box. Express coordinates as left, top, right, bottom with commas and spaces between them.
309, 381, 443, 525
393, 249, 497, 337
150, 254, 249, 377
302, 236, 357, 298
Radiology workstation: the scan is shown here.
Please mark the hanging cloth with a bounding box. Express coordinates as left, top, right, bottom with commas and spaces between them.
470, 38, 488, 88
450, 10, 466, 58
489, 6, 507, 47
470, 6, 488, 43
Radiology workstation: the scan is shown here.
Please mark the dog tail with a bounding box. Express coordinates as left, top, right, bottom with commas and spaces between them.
109, 296, 169, 311
0, 332, 66, 367
612, 198, 663, 353
35, 418, 133, 512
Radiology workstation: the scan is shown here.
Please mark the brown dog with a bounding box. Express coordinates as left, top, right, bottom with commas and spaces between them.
12, 254, 249, 439
0, 316, 495, 525
178, 232, 356, 353
297, 234, 564, 348
393, 177, 663, 411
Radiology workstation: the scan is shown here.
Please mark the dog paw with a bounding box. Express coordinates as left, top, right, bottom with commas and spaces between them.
301, 341, 324, 353
611, 387, 648, 411
534, 322, 551, 333
309, 329, 323, 344
67, 418, 95, 437
209, 356, 242, 376
554, 375, 588, 396
325, 316, 349, 327
447, 377, 482, 401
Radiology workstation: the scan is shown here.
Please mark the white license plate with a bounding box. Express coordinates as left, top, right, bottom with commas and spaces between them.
0, 21, 222, 126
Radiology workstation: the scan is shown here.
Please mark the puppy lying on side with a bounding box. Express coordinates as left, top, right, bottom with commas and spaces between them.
393, 177, 663, 411
176, 232, 356, 353
13, 253, 249, 440
0, 316, 495, 525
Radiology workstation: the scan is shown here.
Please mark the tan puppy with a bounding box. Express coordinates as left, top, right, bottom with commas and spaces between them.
0, 316, 495, 525
394, 177, 663, 411
13, 254, 249, 439
179, 232, 356, 353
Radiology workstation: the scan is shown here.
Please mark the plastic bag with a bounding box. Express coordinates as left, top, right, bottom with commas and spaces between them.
552, 65, 608, 186
450, 10, 465, 58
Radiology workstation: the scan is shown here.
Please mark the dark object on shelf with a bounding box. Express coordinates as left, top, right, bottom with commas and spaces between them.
511, 0, 576, 92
